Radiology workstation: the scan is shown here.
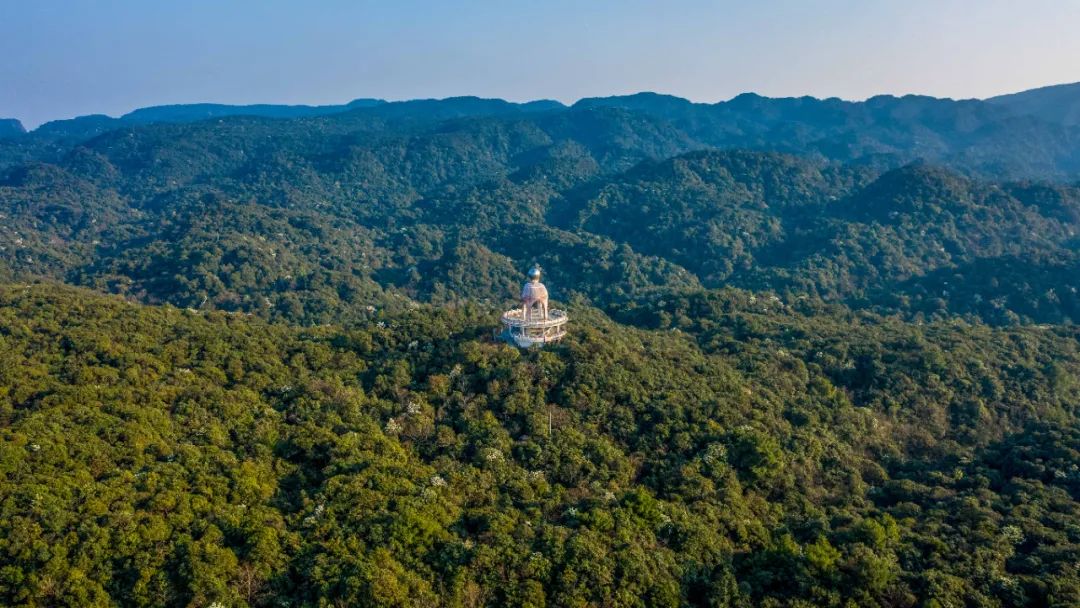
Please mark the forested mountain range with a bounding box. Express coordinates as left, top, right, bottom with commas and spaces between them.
7, 82, 1080, 177
2, 83, 1080, 607
2, 98, 1079, 324
989, 82, 1080, 127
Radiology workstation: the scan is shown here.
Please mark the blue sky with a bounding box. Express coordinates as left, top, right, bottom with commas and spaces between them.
4, 0, 1080, 127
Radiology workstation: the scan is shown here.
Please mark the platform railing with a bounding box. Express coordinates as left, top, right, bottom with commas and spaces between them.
500, 308, 569, 329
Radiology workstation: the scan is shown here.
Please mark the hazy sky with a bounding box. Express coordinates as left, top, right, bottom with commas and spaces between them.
4, 0, 1080, 128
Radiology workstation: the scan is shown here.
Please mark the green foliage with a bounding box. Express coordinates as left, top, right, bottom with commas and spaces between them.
0, 283, 1077, 606
4, 123, 1078, 325
2, 95, 1080, 606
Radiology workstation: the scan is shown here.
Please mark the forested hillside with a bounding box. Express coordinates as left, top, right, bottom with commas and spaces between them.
989, 82, 1080, 127
0, 119, 25, 138
2, 109, 1079, 324
9, 87, 1080, 177
2, 283, 1079, 607
2, 88, 1080, 607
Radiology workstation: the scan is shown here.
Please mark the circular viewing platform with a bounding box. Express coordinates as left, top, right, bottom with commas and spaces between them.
500, 308, 568, 347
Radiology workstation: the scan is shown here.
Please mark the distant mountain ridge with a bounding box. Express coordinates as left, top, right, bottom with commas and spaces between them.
987, 81, 1080, 126
0, 118, 24, 138
21, 96, 567, 141
120, 97, 387, 122
7, 83, 1080, 180
12, 81, 1080, 137
31, 98, 390, 138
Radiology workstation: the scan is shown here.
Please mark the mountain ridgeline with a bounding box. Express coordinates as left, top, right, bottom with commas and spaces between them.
2, 100, 1079, 325
2, 85, 1080, 607
7, 83, 1080, 178
0, 118, 25, 138
988, 81, 1080, 127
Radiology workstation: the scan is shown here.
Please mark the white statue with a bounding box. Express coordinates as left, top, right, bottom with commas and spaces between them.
499, 266, 568, 348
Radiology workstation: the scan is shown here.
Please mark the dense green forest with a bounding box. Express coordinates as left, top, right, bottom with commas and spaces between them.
3, 283, 1079, 607
1, 92, 1080, 606
3, 103, 1079, 325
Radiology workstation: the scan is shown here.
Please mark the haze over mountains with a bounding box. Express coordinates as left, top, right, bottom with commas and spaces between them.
1, 97, 562, 140
989, 81, 1080, 126
6, 81, 1080, 133
5, 81, 1080, 180
0, 118, 26, 137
